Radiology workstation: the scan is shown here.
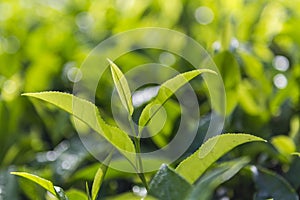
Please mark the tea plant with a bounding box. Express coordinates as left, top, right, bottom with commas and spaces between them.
11, 61, 298, 199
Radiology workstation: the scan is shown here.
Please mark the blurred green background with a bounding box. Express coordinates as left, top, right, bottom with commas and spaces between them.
0, 0, 299, 199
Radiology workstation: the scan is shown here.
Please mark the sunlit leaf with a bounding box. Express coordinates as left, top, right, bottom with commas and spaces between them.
251, 166, 298, 200
175, 133, 266, 184
271, 135, 296, 156
148, 164, 192, 200
22, 92, 136, 163
91, 167, 103, 200
91, 153, 112, 200
105, 192, 157, 200
139, 69, 216, 131
238, 80, 263, 115
66, 189, 88, 200
11, 172, 56, 196
187, 157, 250, 200
108, 59, 134, 116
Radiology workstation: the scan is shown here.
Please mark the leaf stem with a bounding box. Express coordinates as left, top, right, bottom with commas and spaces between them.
129, 116, 149, 190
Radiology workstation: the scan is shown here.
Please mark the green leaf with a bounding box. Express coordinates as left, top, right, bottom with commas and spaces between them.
139, 69, 216, 130
105, 192, 157, 200
284, 156, 300, 189
86, 182, 91, 200
187, 157, 250, 200
251, 166, 299, 200
91, 153, 112, 200
108, 59, 134, 116
149, 100, 181, 148
66, 189, 88, 200
22, 92, 136, 163
10, 172, 56, 196
213, 51, 241, 115
148, 164, 192, 200
271, 135, 296, 155
175, 133, 266, 184
91, 167, 103, 200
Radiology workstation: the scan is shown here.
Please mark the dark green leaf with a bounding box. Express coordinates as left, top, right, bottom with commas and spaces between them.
148, 164, 192, 200
251, 166, 299, 200
187, 157, 250, 200
285, 156, 300, 189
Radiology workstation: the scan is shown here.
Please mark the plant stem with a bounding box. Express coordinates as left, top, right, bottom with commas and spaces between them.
129, 116, 148, 190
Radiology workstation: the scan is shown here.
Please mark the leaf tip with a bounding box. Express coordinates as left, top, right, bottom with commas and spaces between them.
291, 152, 300, 156
200, 69, 218, 75
21, 93, 31, 97
107, 58, 114, 65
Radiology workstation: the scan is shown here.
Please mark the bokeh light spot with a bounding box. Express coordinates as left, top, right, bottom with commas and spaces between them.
3, 80, 16, 94
159, 52, 176, 66
273, 55, 289, 72
67, 67, 82, 83
273, 73, 287, 89
195, 6, 214, 25
75, 12, 94, 31
132, 86, 159, 107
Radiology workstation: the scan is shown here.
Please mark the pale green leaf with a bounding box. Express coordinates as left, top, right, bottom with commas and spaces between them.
91, 167, 103, 200
66, 189, 88, 200
105, 192, 157, 200
271, 135, 296, 155
291, 152, 300, 156
22, 92, 136, 163
10, 172, 56, 196
86, 182, 91, 200
91, 153, 112, 200
139, 69, 216, 130
108, 58, 134, 116
175, 133, 266, 184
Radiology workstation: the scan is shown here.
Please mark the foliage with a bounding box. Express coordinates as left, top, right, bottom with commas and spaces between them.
1, 0, 300, 199
13, 63, 265, 199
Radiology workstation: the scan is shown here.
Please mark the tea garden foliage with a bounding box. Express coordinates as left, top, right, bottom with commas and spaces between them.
0, 0, 300, 199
